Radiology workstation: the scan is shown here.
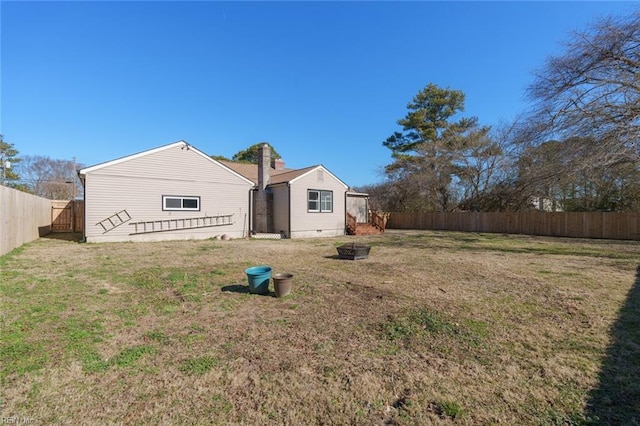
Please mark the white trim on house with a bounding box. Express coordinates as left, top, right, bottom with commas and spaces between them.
162, 195, 201, 211
79, 141, 255, 186
80, 141, 186, 174
307, 189, 333, 213
287, 165, 349, 189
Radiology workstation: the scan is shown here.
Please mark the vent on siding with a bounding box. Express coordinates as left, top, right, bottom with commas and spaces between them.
317, 169, 324, 182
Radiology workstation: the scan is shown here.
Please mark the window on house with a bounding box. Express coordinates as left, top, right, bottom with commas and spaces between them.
162, 195, 200, 211
321, 191, 333, 212
308, 190, 332, 213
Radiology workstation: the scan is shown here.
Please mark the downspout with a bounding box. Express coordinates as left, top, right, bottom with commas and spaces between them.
344, 190, 348, 235
287, 183, 291, 238
78, 170, 87, 242
248, 186, 255, 237
366, 197, 369, 224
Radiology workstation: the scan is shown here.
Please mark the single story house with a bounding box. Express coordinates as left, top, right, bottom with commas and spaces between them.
79, 141, 373, 242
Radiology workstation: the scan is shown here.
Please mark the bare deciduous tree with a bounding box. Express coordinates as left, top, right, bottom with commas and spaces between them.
16, 155, 83, 200
522, 10, 640, 169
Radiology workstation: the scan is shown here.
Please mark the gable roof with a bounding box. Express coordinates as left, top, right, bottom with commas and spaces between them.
218, 160, 289, 185
269, 165, 318, 185
78, 141, 254, 185
219, 161, 312, 185
78, 141, 349, 189
287, 165, 349, 189
220, 161, 348, 188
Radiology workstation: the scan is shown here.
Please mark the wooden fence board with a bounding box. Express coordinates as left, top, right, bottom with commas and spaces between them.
1, 186, 52, 256
51, 201, 71, 231
51, 200, 84, 232
386, 211, 640, 241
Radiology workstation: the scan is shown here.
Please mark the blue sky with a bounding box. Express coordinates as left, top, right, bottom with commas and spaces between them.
1, 1, 636, 188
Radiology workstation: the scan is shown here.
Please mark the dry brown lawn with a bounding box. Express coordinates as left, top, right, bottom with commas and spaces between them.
1, 230, 639, 425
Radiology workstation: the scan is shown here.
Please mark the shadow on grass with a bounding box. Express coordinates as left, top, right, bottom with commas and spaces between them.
221, 284, 275, 297
585, 265, 640, 424
221, 284, 250, 294
41, 232, 83, 242
324, 255, 361, 260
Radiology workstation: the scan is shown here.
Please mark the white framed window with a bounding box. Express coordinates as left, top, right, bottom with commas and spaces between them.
162, 195, 200, 211
308, 190, 332, 213
321, 191, 333, 212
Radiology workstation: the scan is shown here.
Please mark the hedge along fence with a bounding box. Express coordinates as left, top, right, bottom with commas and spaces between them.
386, 211, 640, 241
0, 186, 52, 256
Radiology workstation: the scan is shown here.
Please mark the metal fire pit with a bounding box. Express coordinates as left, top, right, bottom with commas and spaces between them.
336, 243, 371, 260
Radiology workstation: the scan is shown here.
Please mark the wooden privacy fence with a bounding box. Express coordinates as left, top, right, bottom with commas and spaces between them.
1, 186, 52, 256
51, 200, 84, 232
387, 212, 640, 241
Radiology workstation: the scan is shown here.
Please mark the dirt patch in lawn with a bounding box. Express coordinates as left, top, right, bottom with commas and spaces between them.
1, 230, 639, 424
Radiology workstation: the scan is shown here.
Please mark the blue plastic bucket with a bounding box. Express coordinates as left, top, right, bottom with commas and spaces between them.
245, 266, 272, 295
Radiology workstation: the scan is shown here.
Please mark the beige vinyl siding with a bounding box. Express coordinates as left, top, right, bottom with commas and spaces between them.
89, 144, 248, 184
271, 184, 290, 236
289, 167, 347, 238
84, 145, 252, 242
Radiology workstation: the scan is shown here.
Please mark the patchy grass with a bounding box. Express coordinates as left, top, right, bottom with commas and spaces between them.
432, 400, 466, 420
178, 355, 218, 375
1, 230, 639, 424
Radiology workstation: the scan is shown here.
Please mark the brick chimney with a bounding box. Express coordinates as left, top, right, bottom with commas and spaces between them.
255, 143, 270, 232
271, 158, 285, 170
258, 143, 270, 190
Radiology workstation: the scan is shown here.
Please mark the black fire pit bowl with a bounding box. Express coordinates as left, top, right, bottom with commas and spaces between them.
336, 243, 371, 260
